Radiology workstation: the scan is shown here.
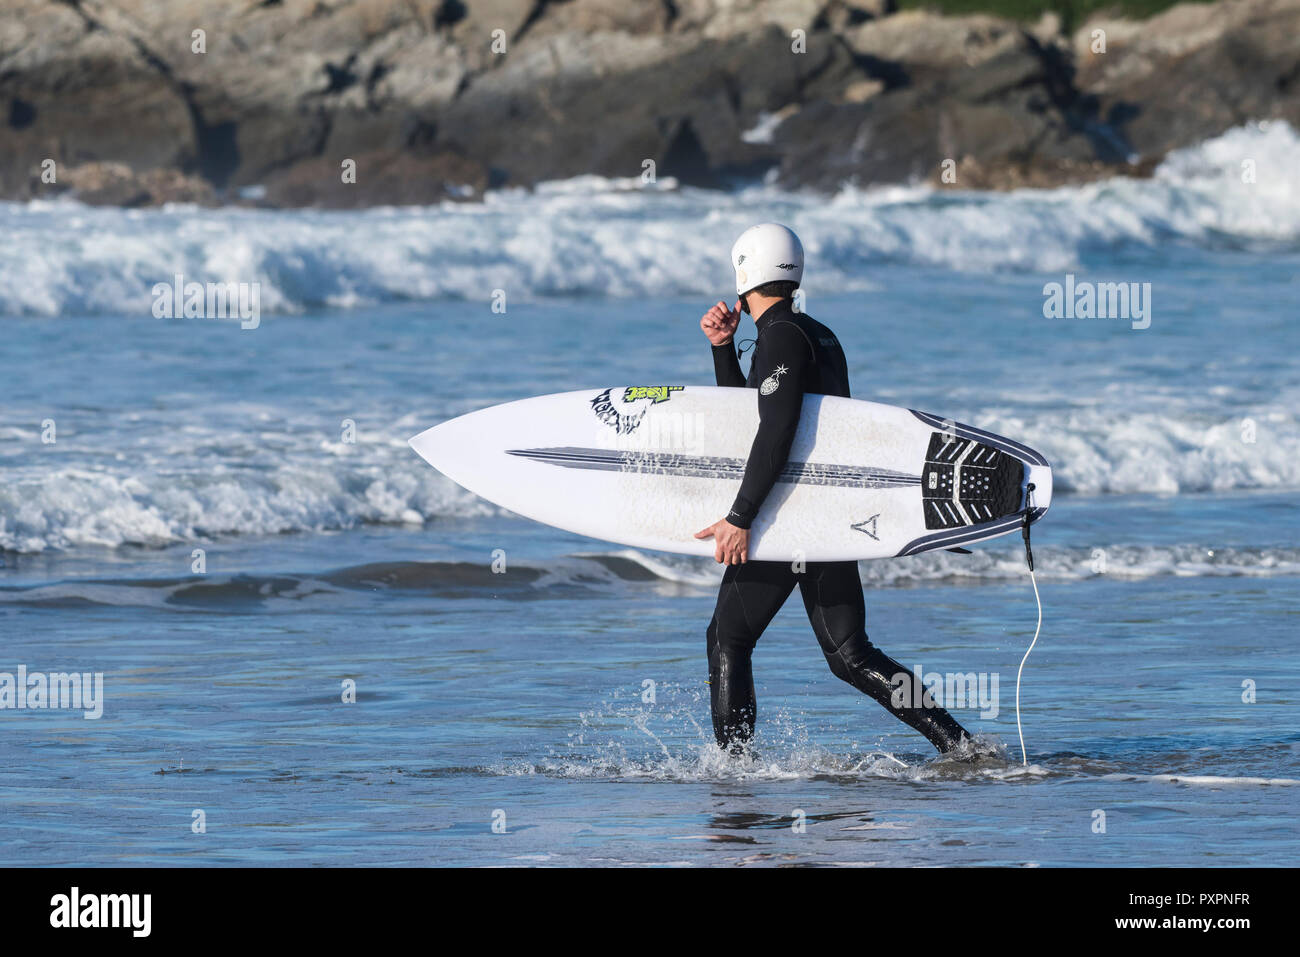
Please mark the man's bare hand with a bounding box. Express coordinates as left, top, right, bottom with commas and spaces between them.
701, 300, 742, 347
695, 518, 749, 565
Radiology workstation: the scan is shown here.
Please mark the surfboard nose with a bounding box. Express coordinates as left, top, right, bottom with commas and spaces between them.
409, 408, 498, 483
408, 420, 456, 473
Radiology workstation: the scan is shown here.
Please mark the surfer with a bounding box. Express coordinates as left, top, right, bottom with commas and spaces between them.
695, 223, 972, 755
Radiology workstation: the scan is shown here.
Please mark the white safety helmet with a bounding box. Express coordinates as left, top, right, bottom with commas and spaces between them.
731, 223, 804, 297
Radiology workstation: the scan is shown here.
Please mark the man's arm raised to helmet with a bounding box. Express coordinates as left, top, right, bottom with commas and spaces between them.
702, 300, 745, 388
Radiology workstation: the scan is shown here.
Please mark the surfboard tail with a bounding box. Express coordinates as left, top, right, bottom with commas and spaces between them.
1024, 463, 1053, 523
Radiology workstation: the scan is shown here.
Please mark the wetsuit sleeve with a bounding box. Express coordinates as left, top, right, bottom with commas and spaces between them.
726, 321, 810, 529
711, 341, 746, 388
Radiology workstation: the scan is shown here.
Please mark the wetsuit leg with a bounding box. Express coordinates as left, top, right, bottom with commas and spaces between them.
797, 561, 970, 753
706, 560, 798, 750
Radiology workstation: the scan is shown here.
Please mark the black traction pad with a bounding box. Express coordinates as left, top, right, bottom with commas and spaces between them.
921, 432, 1024, 529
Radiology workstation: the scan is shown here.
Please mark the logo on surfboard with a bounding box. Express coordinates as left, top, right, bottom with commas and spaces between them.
591, 386, 685, 435
851, 514, 881, 540
622, 386, 683, 405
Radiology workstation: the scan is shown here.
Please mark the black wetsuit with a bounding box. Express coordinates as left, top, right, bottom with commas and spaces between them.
707, 299, 970, 753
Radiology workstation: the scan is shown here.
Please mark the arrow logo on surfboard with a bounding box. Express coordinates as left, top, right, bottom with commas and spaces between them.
851, 514, 881, 540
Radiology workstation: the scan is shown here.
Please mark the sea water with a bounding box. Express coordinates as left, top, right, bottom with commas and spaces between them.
0, 123, 1297, 866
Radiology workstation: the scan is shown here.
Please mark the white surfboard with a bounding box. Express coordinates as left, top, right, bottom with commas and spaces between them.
409, 385, 1051, 562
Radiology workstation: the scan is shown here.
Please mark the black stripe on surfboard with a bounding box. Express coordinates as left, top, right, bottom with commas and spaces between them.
908, 410, 1049, 467
505, 447, 921, 490
894, 508, 1048, 556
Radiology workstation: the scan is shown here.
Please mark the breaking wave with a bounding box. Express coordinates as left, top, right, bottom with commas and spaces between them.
1, 122, 1298, 317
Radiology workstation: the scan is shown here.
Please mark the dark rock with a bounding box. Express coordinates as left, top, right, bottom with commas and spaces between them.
33, 162, 216, 206
1, 0, 1296, 205
773, 12, 1122, 190
257, 150, 489, 207
436, 23, 857, 187
0, 0, 198, 199
1073, 0, 1300, 162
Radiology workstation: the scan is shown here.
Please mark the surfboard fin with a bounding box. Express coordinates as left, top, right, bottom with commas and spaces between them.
946, 547, 972, 554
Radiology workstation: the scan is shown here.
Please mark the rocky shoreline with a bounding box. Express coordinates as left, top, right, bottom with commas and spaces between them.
2, 0, 1297, 207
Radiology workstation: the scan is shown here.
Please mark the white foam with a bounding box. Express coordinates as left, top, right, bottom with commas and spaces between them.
2, 122, 1298, 316
1102, 773, 1300, 787
585, 543, 1300, 588
494, 691, 1036, 784
980, 400, 1300, 496
0, 408, 493, 552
